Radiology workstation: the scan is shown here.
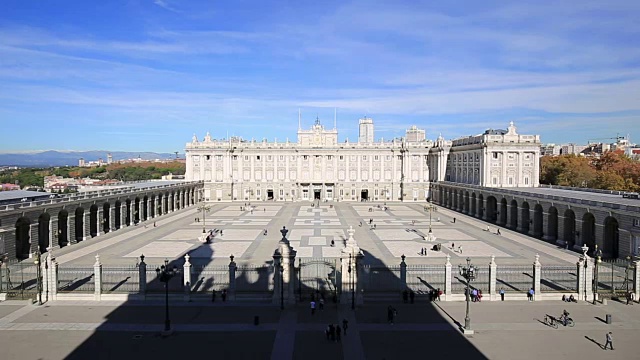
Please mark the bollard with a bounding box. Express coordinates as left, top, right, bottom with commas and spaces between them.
606, 314, 612, 324
254, 315, 260, 326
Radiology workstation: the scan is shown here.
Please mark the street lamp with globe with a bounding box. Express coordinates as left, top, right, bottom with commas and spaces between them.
458, 257, 476, 334
155, 259, 179, 334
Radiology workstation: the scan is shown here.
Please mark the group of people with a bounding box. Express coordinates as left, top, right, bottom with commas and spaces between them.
562, 294, 576, 302
325, 322, 347, 342
402, 289, 416, 303
211, 289, 227, 302
428, 288, 442, 302
470, 288, 483, 302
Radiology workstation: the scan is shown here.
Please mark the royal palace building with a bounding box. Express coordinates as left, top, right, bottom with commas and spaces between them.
185, 117, 540, 202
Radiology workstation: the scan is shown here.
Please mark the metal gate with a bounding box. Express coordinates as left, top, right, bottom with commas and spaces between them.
295, 258, 340, 300
2, 261, 40, 300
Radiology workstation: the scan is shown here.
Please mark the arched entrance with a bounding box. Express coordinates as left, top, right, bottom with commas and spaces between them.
458, 191, 464, 211
533, 204, 543, 238
471, 193, 477, 217
74, 207, 85, 242
453, 190, 458, 209
102, 202, 110, 234
563, 209, 576, 248
520, 202, 530, 234
486, 196, 497, 223
15, 217, 31, 260
149, 196, 155, 218
509, 200, 518, 229
38, 212, 50, 253
464, 191, 470, 214
547, 207, 558, 242
499, 198, 507, 225
439, 188, 444, 205
134, 197, 141, 224
114, 200, 122, 229
477, 194, 484, 219
582, 213, 596, 252
57, 209, 69, 247
603, 217, 619, 259
89, 204, 98, 237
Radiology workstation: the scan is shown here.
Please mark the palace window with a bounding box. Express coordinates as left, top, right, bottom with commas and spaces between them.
257, 156, 261, 160
374, 155, 379, 161
492, 152, 498, 159
328, 155, 332, 160
205, 155, 211, 160
363, 155, 367, 161
232, 155, 238, 160
244, 156, 248, 161
279, 155, 284, 161
303, 155, 308, 160
339, 155, 344, 160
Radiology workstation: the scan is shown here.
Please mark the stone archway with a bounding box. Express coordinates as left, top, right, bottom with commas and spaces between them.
520, 202, 530, 234
546, 207, 558, 242
486, 196, 498, 223
509, 200, 518, 230
453, 189, 458, 210
464, 191, 470, 214
499, 198, 507, 225
149, 196, 155, 218
89, 204, 99, 237
38, 212, 50, 253
57, 209, 69, 247
15, 217, 31, 260
477, 194, 484, 219
74, 207, 85, 242
459, 191, 464, 211
582, 213, 596, 252
114, 200, 122, 229
471, 193, 477, 217
102, 202, 110, 234
533, 204, 543, 238
563, 209, 576, 248
603, 216, 619, 259
134, 197, 141, 224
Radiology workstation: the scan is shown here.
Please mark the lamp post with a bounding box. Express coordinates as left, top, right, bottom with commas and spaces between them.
425, 203, 437, 241
197, 201, 210, 234
34, 250, 42, 305
458, 257, 476, 334
155, 259, 179, 333
280, 264, 284, 310
0, 254, 5, 292
298, 258, 302, 302
348, 253, 355, 310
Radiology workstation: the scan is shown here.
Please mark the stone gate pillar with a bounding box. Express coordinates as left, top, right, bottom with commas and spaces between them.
444, 254, 452, 301
341, 226, 363, 305
183, 254, 192, 302
272, 226, 297, 306
94, 255, 102, 301
577, 245, 593, 301
96, 208, 103, 237
633, 260, 640, 303
489, 255, 497, 301
229, 255, 237, 301
400, 255, 407, 289
139, 255, 147, 296
533, 254, 541, 301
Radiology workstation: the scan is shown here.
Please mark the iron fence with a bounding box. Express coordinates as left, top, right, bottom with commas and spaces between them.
296, 258, 340, 297
3, 261, 39, 300
57, 266, 95, 293
540, 265, 577, 292
191, 265, 229, 293
361, 265, 403, 293
406, 265, 445, 293
236, 265, 273, 293
101, 266, 140, 293
452, 266, 489, 293
496, 265, 533, 293
145, 265, 183, 293
596, 260, 632, 294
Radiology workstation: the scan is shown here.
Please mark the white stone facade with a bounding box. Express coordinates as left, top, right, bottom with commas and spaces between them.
429, 122, 541, 187
185, 120, 540, 202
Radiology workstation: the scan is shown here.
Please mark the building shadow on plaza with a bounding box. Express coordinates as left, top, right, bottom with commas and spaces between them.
60, 212, 488, 360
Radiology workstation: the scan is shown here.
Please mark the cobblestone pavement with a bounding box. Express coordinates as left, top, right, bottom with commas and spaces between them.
50, 201, 581, 269
0, 299, 636, 359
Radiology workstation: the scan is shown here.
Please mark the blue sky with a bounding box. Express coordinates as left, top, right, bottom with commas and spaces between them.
1, 0, 639, 153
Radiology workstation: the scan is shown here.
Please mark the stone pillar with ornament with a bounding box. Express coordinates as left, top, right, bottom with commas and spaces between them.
272, 226, 297, 305
340, 226, 364, 305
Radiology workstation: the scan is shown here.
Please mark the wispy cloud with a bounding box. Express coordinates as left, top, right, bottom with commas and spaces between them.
153, 0, 180, 13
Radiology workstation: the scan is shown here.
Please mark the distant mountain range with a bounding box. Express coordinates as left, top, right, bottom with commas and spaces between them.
0, 150, 180, 167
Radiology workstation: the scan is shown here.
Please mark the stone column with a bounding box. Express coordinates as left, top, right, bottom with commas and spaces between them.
516, 207, 526, 233
109, 206, 116, 232
505, 204, 515, 230
94, 255, 102, 301
444, 254, 452, 301
533, 254, 541, 301
228, 255, 237, 301
400, 255, 407, 290
489, 255, 497, 301
83, 211, 90, 240
273, 226, 297, 305
49, 254, 58, 301
96, 209, 102, 237
272, 253, 283, 305
139, 255, 147, 295
183, 254, 191, 302
577, 246, 593, 301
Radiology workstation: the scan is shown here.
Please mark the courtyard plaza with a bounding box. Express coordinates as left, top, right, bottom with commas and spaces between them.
50, 201, 581, 269
0, 298, 637, 359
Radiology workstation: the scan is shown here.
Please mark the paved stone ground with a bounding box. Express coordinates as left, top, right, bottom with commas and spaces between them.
49, 202, 581, 269
0, 299, 637, 359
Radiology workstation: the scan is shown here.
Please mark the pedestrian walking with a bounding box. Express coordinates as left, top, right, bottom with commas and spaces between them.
342, 319, 348, 336
458, 245, 462, 254
154, 222, 157, 227
221, 289, 227, 302
319, 298, 325, 310
528, 288, 535, 302
387, 305, 395, 324
335, 325, 341, 342
471, 288, 478, 302
486, 225, 490, 232
626, 291, 633, 305
410, 290, 415, 304
330, 324, 336, 341
310, 300, 316, 315
211, 289, 216, 302
402, 290, 409, 303
604, 332, 614, 350
497, 229, 501, 235
499, 288, 505, 301
437, 288, 442, 301
453, 217, 456, 223
325, 325, 331, 340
